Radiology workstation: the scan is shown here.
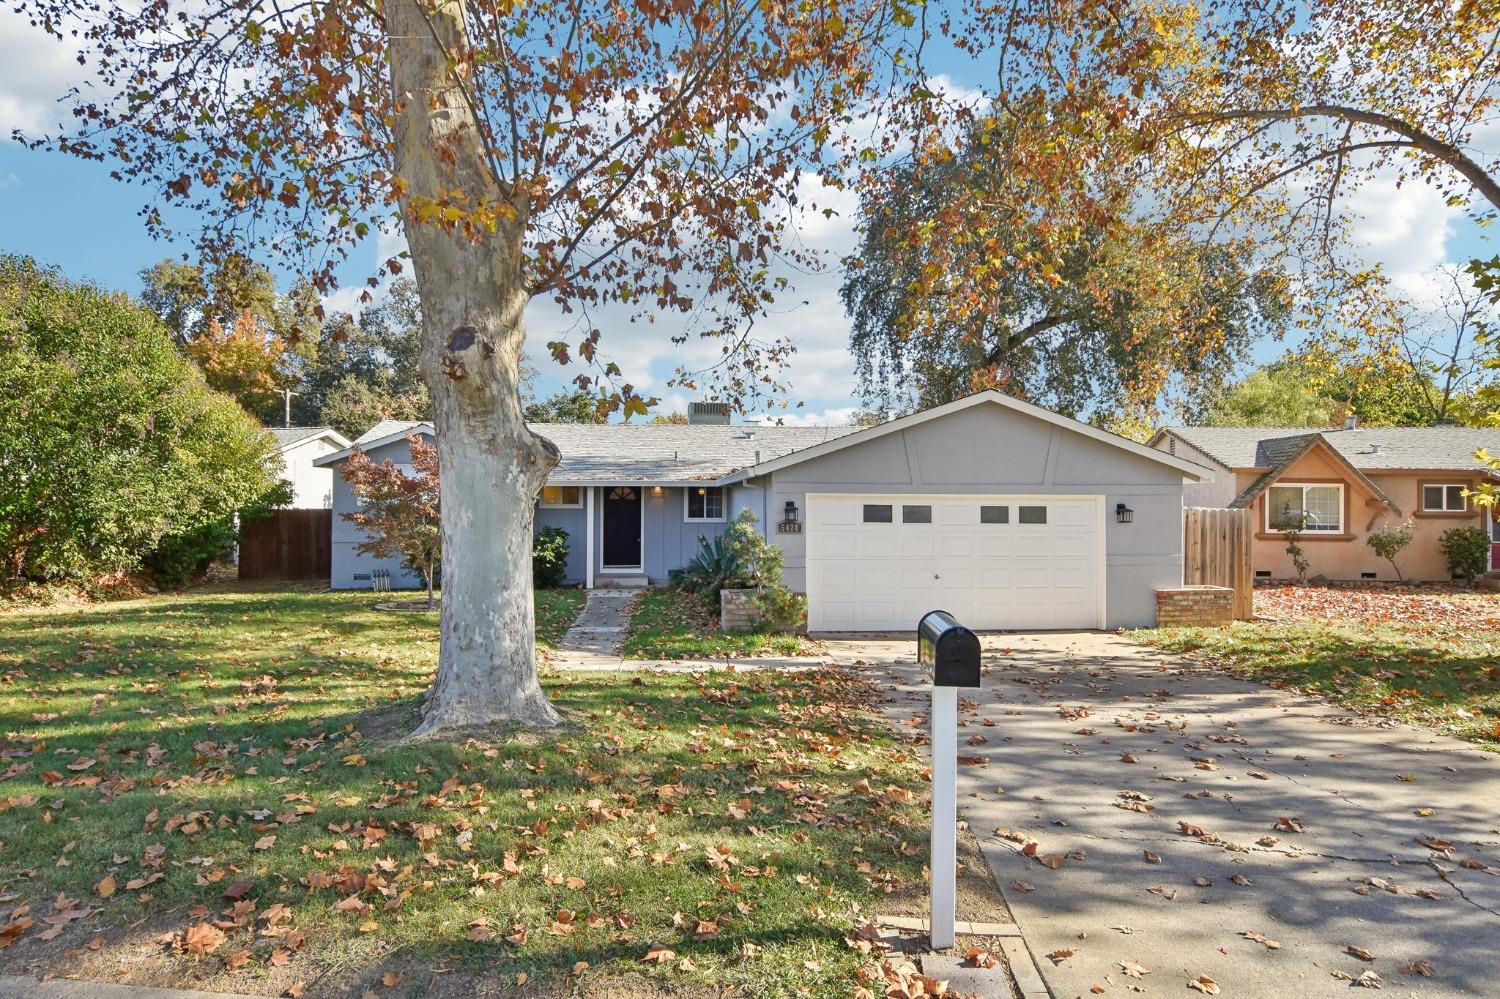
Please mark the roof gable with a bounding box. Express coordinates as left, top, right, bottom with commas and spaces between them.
731, 390, 1210, 482
1228, 435, 1400, 515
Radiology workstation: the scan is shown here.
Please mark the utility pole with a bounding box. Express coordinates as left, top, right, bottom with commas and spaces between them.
281, 388, 297, 428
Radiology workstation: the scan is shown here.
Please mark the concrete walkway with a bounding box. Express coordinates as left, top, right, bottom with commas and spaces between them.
845, 631, 1500, 999
549, 588, 636, 668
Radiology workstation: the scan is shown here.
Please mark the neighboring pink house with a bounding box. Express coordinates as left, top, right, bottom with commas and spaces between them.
1151, 424, 1500, 582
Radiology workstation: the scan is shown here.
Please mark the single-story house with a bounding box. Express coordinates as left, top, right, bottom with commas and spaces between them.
315, 391, 1213, 630
268, 426, 350, 509
1150, 423, 1500, 581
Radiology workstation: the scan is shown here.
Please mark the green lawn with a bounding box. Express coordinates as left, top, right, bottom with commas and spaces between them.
1135, 589, 1500, 751
621, 588, 822, 660
0, 587, 923, 996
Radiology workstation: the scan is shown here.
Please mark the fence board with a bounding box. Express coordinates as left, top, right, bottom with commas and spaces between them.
1183, 507, 1254, 619
239, 509, 331, 581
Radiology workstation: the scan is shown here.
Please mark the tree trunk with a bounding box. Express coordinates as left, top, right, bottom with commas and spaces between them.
388, 0, 561, 733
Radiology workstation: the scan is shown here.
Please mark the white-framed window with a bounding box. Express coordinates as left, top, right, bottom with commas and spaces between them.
540, 485, 583, 508
685, 486, 725, 521
1266, 483, 1343, 533
1422, 483, 1468, 513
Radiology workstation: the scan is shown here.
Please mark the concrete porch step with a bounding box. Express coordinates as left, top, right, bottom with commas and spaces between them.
594, 575, 650, 589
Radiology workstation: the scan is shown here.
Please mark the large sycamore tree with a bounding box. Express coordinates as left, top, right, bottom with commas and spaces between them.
13, 0, 903, 733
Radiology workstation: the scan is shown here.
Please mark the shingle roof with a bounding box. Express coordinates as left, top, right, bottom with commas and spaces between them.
269, 426, 339, 449
354, 420, 427, 446
337, 420, 861, 483
1162, 426, 1499, 472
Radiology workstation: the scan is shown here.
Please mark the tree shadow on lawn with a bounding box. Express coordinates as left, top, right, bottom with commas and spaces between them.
0, 595, 926, 997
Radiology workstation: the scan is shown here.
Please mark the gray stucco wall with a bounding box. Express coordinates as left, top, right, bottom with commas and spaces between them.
763, 403, 1187, 628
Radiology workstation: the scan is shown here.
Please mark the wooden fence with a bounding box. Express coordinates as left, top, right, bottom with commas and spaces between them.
1183, 506, 1254, 620
239, 509, 331, 581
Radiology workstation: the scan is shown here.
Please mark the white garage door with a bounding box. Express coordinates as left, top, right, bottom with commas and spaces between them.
805, 495, 1103, 632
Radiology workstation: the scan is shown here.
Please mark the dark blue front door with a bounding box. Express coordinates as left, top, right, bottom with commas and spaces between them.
603, 487, 642, 569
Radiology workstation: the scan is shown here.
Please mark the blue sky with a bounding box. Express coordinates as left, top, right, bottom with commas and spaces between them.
1, 9, 1493, 426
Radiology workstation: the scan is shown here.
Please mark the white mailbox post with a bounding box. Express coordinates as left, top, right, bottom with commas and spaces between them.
916, 610, 982, 951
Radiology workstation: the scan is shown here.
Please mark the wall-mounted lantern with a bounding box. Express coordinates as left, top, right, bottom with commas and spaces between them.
1116, 502, 1134, 524
777, 499, 802, 534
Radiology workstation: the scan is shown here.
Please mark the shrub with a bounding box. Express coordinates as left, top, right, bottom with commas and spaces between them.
1440, 526, 1491, 582
533, 526, 571, 588
670, 534, 746, 600
342, 435, 442, 608
0, 255, 283, 587
1365, 520, 1415, 581
1282, 523, 1310, 582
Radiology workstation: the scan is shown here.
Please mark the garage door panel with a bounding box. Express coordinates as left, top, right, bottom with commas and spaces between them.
806, 494, 1101, 632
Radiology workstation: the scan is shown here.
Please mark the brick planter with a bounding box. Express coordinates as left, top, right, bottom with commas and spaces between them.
1155, 585, 1234, 627
720, 588, 762, 633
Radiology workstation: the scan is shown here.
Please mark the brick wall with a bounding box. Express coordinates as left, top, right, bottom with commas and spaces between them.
1154, 585, 1233, 628
720, 588, 762, 632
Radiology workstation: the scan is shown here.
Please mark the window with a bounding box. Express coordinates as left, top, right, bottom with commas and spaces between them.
1266, 483, 1342, 533
686, 486, 724, 521
980, 505, 1009, 524
1018, 505, 1047, 524
862, 504, 893, 523
541, 485, 583, 508
902, 504, 932, 524
1422, 483, 1467, 513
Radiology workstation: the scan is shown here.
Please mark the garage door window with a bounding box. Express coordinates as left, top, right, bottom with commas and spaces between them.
1018, 505, 1047, 524
979, 505, 1009, 524
862, 504, 893, 523
902, 504, 932, 523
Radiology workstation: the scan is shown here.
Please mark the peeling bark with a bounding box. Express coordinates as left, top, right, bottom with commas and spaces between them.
389, 0, 560, 734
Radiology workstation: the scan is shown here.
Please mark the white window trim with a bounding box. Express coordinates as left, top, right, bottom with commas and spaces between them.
1421, 482, 1468, 513
540, 485, 584, 509
1264, 482, 1344, 534
684, 486, 726, 523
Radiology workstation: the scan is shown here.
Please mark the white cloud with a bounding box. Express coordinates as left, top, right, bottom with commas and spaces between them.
0, 10, 86, 136
744, 405, 859, 426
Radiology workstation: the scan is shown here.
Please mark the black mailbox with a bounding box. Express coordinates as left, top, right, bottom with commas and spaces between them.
917, 610, 981, 687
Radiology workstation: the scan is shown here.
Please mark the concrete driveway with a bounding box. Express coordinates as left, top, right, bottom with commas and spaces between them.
827, 631, 1500, 999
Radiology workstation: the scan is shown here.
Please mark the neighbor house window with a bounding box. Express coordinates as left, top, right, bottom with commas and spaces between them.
1267, 483, 1343, 533
686, 486, 724, 521
540, 485, 583, 508
1422, 483, 1467, 513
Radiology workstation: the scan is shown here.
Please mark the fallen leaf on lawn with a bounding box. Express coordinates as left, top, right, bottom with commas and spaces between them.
382, 970, 405, 986
286, 983, 307, 998
1275, 816, 1304, 833
181, 922, 226, 955
255, 835, 277, 851
1346, 945, 1376, 961
1399, 960, 1434, 977
95, 875, 116, 899
224, 950, 252, 971
643, 944, 676, 964
1187, 973, 1221, 994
